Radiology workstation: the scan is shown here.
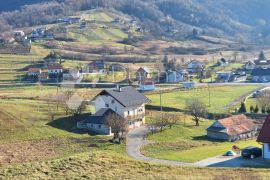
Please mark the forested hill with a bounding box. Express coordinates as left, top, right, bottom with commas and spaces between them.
0, 0, 48, 12
1, 0, 270, 44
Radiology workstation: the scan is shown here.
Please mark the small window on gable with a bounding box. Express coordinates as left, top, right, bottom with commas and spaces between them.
112, 99, 115, 104
105, 103, 109, 108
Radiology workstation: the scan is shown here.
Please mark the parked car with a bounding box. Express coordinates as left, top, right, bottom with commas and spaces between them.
241, 146, 262, 159
252, 90, 262, 98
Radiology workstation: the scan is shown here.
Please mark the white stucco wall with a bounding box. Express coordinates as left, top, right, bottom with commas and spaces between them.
48, 69, 63, 74
94, 94, 146, 125
263, 143, 270, 159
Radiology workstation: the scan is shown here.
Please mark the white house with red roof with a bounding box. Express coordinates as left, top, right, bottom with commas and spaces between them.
257, 115, 270, 160
48, 63, 63, 75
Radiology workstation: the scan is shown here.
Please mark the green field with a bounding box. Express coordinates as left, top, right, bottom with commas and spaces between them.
147, 85, 261, 113
142, 119, 260, 162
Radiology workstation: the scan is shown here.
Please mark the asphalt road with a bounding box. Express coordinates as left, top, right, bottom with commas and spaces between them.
126, 126, 270, 168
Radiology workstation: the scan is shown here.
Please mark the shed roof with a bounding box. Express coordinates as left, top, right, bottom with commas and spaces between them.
207, 114, 256, 136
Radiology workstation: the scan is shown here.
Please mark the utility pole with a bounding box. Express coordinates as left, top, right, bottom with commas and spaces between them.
160, 90, 163, 111
208, 83, 211, 107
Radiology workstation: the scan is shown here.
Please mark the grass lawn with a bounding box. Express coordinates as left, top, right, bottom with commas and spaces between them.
142, 119, 260, 163
146, 85, 261, 113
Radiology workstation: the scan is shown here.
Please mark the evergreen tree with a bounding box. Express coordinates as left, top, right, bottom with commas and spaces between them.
254, 105, 259, 113
238, 102, 247, 113
261, 106, 266, 114
250, 105, 254, 113
259, 51, 266, 60
162, 55, 169, 71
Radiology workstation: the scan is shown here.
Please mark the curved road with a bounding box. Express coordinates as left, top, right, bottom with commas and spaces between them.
126, 126, 193, 166
126, 126, 270, 168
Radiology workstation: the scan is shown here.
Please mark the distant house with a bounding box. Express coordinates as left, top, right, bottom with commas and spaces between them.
77, 86, 151, 134
187, 60, 204, 73
166, 70, 188, 83
207, 114, 258, 142
257, 115, 270, 160
245, 61, 256, 70
251, 68, 270, 82
68, 17, 81, 24
109, 63, 124, 72
139, 79, 155, 91
216, 71, 233, 82
48, 63, 63, 75
28, 68, 42, 78
88, 60, 105, 73
217, 58, 229, 66
254, 59, 270, 68
63, 68, 80, 80
13, 31, 25, 41
136, 67, 151, 81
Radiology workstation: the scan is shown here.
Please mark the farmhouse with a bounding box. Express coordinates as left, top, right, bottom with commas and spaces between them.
217, 58, 229, 66
257, 116, 270, 160
216, 71, 233, 82
77, 86, 151, 135
88, 60, 105, 73
136, 67, 151, 81
245, 60, 256, 70
254, 59, 270, 68
187, 60, 204, 73
28, 68, 41, 78
207, 114, 258, 141
251, 68, 270, 82
166, 70, 188, 83
139, 79, 155, 91
63, 68, 80, 80
48, 63, 63, 77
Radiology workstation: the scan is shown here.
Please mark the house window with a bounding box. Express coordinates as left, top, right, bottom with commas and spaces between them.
98, 125, 101, 129
128, 111, 130, 115
105, 103, 109, 108
91, 124, 93, 128
111, 100, 115, 104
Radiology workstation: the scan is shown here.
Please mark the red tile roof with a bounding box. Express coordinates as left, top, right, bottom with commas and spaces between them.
218, 114, 256, 136
257, 115, 270, 143
28, 68, 41, 73
48, 63, 63, 70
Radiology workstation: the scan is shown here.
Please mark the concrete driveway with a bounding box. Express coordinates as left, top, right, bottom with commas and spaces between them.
126, 126, 270, 168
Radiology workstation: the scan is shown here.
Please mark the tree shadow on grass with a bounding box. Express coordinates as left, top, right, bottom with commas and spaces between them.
47, 113, 98, 135
192, 135, 226, 143
146, 105, 188, 113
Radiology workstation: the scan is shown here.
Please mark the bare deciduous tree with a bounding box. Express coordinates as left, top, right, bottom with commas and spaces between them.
105, 113, 128, 144
185, 98, 207, 126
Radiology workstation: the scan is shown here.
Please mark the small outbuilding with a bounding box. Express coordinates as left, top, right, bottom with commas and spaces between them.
207, 114, 258, 142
